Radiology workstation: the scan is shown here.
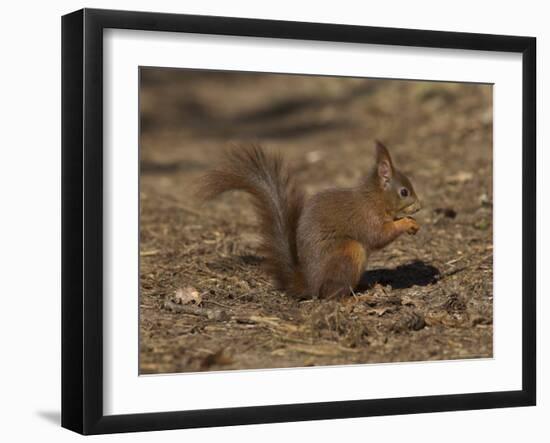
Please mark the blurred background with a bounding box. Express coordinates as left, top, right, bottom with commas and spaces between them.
139, 68, 493, 374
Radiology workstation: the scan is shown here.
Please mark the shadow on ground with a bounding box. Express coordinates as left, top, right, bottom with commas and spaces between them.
359, 260, 440, 290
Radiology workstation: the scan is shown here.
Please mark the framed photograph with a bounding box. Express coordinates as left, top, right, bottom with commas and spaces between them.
61, 8, 536, 435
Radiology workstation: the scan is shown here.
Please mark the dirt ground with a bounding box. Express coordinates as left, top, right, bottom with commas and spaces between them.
139, 68, 493, 374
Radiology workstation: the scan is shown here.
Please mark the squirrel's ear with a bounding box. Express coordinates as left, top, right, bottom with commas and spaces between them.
375, 140, 393, 184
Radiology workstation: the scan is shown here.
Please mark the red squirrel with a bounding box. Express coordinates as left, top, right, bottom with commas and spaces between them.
199, 141, 421, 299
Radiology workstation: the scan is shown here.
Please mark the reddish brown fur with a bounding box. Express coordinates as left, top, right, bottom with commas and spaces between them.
198, 142, 420, 299
198, 145, 304, 291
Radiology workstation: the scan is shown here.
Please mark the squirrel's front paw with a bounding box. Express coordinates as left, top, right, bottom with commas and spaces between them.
402, 217, 420, 235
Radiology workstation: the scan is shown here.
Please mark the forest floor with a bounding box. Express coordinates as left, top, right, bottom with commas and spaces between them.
139, 69, 493, 374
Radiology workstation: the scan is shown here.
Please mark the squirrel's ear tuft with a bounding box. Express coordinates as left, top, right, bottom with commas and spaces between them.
375, 140, 393, 184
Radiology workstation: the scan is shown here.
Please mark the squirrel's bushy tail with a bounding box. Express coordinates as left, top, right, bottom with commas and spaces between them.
198, 145, 305, 294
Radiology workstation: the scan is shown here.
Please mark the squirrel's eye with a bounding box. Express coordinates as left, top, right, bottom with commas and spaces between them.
400, 188, 409, 198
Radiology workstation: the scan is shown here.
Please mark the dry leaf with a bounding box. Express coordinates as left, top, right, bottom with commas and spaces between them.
305, 150, 324, 164
366, 307, 391, 317
173, 286, 202, 305
446, 171, 473, 184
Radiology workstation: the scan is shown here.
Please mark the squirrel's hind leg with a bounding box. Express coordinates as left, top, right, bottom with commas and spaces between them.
316, 240, 366, 299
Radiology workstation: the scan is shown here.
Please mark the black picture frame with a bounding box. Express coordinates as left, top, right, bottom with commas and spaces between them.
61, 8, 536, 435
